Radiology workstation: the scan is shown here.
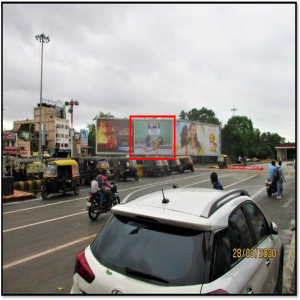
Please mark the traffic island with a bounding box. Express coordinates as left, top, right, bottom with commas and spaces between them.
3, 190, 36, 202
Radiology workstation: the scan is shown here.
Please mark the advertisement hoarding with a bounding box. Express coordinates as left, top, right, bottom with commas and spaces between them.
80, 129, 88, 148
176, 121, 220, 156
131, 117, 175, 157
96, 118, 132, 154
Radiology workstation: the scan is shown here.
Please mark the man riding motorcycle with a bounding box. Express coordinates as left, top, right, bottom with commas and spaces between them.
95, 169, 113, 211
90, 173, 104, 210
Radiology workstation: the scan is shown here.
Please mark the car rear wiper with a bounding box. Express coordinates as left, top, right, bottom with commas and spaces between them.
128, 225, 149, 235
124, 267, 169, 283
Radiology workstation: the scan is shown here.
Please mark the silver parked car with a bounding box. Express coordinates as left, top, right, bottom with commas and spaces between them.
71, 183, 283, 294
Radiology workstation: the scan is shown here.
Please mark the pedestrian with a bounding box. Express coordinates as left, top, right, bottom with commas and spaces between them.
276, 161, 286, 199
210, 172, 223, 190
268, 161, 276, 180
238, 156, 242, 164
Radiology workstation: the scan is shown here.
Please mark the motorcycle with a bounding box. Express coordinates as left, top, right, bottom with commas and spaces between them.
86, 182, 120, 221
265, 178, 283, 197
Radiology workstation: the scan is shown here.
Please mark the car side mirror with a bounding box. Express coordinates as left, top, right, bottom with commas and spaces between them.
270, 222, 278, 235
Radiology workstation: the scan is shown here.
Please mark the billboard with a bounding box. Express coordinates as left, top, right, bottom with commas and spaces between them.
132, 118, 175, 156
80, 129, 88, 148
176, 121, 220, 156
96, 118, 132, 154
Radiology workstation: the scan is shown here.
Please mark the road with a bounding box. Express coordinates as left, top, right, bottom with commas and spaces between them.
2, 162, 295, 294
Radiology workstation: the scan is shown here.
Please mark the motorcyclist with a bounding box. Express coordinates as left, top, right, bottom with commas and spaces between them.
90, 173, 104, 210
268, 161, 276, 182
95, 169, 113, 211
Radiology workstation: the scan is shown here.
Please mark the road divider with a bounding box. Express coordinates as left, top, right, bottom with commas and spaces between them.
228, 166, 264, 170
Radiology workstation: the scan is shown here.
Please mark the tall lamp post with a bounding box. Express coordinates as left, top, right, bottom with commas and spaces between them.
35, 33, 50, 157
231, 108, 237, 116
65, 99, 79, 157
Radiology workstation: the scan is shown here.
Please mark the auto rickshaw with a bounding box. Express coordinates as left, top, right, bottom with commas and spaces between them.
96, 158, 112, 177
13, 158, 38, 181
143, 160, 164, 177
161, 160, 171, 176
110, 157, 139, 181
217, 154, 228, 169
26, 161, 45, 180
167, 158, 183, 174
41, 159, 80, 199
178, 156, 194, 173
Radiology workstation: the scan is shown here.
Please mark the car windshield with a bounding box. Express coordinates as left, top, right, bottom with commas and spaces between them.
44, 164, 56, 175
91, 215, 206, 286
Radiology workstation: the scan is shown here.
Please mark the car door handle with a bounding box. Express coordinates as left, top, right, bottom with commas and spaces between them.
266, 259, 271, 267
247, 286, 254, 294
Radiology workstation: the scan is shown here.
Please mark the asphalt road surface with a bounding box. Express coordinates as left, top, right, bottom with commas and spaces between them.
2, 162, 295, 294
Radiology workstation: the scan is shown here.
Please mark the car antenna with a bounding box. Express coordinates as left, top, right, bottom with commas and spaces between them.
162, 189, 169, 203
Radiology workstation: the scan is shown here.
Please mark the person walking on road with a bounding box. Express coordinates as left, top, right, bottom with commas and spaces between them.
276, 161, 286, 199
210, 172, 223, 190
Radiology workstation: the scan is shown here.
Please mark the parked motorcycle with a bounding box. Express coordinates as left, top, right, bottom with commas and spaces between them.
265, 178, 283, 197
86, 182, 120, 221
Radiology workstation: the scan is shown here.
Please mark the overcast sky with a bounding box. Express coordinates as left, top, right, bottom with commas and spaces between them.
2, 3, 296, 142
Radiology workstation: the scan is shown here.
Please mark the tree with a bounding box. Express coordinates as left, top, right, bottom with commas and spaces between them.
87, 112, 114, 155
221, 116, 257, 162
260, 132, 285, 159
179, 107, 221, 125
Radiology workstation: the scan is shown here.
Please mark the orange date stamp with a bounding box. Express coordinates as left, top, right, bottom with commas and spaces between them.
233, 248, 277, 259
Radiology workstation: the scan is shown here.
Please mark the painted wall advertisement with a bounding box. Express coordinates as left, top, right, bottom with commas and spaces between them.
96, 118, 132, 154
176, 121, 220, 156
133, 119, 174, 156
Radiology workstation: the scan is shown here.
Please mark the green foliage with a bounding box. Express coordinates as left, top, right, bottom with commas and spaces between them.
179, 107, 221, 125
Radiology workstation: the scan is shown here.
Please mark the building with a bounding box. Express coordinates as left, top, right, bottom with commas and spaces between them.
2, 131, 17, 157
275, 143, 296, 161
33, 99, 71, 157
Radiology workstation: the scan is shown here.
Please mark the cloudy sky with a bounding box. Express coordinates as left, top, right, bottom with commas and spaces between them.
2, 3, 296, 141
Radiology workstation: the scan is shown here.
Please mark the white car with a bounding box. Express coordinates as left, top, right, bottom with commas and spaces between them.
71, 183, 283, 294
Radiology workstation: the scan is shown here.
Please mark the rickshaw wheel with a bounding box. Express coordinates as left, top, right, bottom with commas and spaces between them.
134, 175, 139, 181
80, 177, 85, 185
74, 186, 80, 195
41, 191, 48, 200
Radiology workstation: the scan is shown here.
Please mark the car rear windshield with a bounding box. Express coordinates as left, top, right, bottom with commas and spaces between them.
91, 215, 206, 286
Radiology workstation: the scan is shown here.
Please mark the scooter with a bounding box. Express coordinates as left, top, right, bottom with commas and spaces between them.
265, 178, 283, 197
86, 182, 120, 221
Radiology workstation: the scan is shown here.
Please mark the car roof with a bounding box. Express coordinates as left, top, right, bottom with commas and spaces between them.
112, 186, 252, 231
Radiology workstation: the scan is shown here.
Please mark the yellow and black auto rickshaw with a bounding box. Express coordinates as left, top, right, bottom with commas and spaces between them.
143, 160, 164, 177
218, 154, 228, 169
41, 159, 80, 199
161, 160, 171, 176
26, 161, 45, 180
110, 157, 139, 181
178, 156, 194, 173
167, 158, 183, 174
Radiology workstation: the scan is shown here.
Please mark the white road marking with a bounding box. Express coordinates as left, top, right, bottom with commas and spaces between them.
3, 234, 97, 270
182, 174, 234, 188
251, 187, 266, 199
3, 212, 86, 233
224, 175, 257, 189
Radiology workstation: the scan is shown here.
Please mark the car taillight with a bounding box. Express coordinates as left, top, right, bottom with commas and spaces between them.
89, 193, 93, 198
205, 289, 229, 294
74, 250, 95, 283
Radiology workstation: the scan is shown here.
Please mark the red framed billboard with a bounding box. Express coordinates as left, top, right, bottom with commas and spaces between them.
129, 115, 176, 160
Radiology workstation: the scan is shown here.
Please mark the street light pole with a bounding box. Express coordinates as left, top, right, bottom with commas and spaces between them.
65, 99, 79, 157
231, 108, 237, 116
36, 33, 50, 157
